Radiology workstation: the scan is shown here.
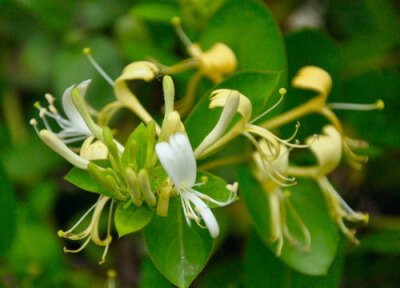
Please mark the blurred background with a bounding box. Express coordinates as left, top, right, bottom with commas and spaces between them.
0, 0, 399, 287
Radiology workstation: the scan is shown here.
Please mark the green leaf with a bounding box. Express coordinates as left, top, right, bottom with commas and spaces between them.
143, 198, 214, 288
0, 165, 17, 258
238, 168, 339, 275
185, 71, 280, 148
200, 0, 286, 77
200, 0, 287, 114
245, 230, 345, 287
64, 167, 113, 197
114, 201, 153, 237
196, 170, 238, 208
131, 3, 181, 23
139, 258, 174, 288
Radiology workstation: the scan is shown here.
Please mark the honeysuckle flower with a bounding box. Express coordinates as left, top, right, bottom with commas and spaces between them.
155, 132, 236, 238
31, 80, 93, 144
253, 142, 310, 255
168, 17, 237, 83
58, 195, 113, 264
195, 88, 315, 160
261, 66, 384, 169
153, 17, 237, 116
114, 61, 161, 133
289, 125, 368, 244
83, 48, 161, 133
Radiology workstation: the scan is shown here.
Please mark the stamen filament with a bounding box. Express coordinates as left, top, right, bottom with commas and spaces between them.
171, 17, 193, 49
83, 48, 114, 86
249, 88, 286, 124
328, 99, 384, 111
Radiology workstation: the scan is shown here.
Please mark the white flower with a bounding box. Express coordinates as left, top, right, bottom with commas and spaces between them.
32, 80, 93, 144
155, 132, 235, 238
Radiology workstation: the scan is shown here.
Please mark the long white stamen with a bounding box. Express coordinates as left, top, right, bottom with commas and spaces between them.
284, 121, 300, 142
83, 48, 114, 86
65, 200, 99, 233
249, 88, 286, 124
171, 17, 193, 48
328, 99, 384, 111
61, 135, 89, 144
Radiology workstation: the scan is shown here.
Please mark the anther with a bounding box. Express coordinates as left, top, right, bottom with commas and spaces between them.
201, 175, 208, 183
57, 230, 65, 237
279, 88, 287, 95
29, 118, 38, 126
45, 93, 55, 104
39, 108, 47, 118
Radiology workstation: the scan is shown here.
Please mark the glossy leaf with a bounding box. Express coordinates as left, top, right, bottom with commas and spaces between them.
143, 198, 214, 288
64, 167, 114, 197
185, 71, 281, 148
238, 168, 339, 275
245, 230, 345, 287
114, 201, 153, 237
200, 0, 286, 77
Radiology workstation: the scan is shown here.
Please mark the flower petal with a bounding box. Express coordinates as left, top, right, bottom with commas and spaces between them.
62, 80, 92, 135
187, 193, 219, 238
155, 132, 196, 189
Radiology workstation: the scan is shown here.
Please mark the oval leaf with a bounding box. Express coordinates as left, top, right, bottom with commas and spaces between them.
114, 201, 153, 237
143, 198, 214, 288
201, 0, 286, 75
64, 167, 113, 197
245, 230, 344, 287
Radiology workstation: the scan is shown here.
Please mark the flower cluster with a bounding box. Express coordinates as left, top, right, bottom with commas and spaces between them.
30, 20, 383, 263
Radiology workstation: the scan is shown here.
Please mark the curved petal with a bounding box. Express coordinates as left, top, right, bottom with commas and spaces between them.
62, 80, 92, 135
187, 193, 219, 238
209, 89, 252, 123
292, 66, 332, 101
155, 132, 197, 189
306, 125, 342, 176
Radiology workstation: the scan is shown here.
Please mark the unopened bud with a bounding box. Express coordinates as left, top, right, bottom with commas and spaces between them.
138, 169, 156, 207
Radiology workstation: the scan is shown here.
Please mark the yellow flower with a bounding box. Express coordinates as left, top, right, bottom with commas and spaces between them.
262, 66, 384, 169
289, 125, 368, 244
253, 142, 310, 255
